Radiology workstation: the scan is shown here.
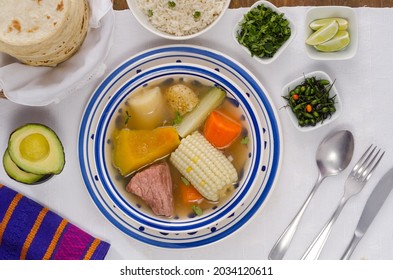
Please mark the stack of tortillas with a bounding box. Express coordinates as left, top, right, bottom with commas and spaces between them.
0, 0, 90, 67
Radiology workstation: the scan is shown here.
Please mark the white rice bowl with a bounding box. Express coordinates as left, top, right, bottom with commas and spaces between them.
129, 0, 230, 39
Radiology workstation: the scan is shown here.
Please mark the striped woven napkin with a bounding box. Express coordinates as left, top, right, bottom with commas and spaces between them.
0, 184, 110, 260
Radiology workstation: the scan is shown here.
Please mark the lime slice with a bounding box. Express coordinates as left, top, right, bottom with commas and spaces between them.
314, 31, 350, 52
306, 20, 339, 45
310, 17, 349, 31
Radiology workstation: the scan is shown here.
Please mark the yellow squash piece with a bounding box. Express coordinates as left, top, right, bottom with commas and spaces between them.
112, 126, 180, 176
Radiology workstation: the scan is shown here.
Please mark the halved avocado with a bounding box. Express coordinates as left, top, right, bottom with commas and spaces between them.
3, 149, 44, 184
8, 123, 65, 175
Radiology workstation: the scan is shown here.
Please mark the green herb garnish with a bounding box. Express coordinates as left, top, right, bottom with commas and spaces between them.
172, 111, 183, 125
148, 9, 153, 17
124, 110, 131, 125
236, 4, 291, 58
192, 205, 203, 216
168, 1, 176, 8
181, 176, 190, 186
240, 136, 249, 145
193, 11, 201, 20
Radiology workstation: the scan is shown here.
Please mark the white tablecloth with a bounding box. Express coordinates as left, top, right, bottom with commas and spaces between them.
1, 7, 393, 260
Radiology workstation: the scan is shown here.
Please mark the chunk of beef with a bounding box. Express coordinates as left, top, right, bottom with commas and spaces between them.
126, 162, 173, 217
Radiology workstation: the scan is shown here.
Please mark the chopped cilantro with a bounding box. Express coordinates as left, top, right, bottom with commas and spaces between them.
236, 4, 291, 58
240, 136, 249, 145
192, 205, 203, 216
172, 111, 183, 125
148, 9, 153, 17
124, 110, 131, 125
181, 176, 190, 186
168, 1, 176, 8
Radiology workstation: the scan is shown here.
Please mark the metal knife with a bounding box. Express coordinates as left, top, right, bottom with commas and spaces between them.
341, 166, 393, 259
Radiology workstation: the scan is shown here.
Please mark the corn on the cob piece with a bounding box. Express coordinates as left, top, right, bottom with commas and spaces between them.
170, 131, 238, 201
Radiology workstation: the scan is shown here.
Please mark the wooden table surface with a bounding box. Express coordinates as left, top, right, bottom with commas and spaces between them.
113, 0, 393, 10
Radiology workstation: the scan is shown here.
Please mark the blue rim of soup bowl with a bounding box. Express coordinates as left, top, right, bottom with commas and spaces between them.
78, 44, 283, 249
94, 63, 263, 232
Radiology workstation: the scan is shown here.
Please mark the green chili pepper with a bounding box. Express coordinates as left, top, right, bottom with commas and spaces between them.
319, 79, 330, 86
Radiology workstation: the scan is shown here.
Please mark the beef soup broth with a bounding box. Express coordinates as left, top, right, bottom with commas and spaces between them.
106, 75, 251, 220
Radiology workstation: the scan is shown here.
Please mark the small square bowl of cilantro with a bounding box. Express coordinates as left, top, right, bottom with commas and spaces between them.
305, 6, 358, 60
233, 0, 296, 64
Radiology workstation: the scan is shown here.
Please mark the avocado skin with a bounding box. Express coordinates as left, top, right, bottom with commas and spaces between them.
3, 149, 44, 184
7, 123, 65, 175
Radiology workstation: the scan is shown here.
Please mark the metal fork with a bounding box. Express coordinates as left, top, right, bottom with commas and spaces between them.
301, 145, 385, 260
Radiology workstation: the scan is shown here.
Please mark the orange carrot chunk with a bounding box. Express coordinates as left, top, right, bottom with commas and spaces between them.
203, 110, 242, 149
179, 180, 203, 203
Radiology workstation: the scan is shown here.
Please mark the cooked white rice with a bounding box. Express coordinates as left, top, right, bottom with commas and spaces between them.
137, 0, 226, 36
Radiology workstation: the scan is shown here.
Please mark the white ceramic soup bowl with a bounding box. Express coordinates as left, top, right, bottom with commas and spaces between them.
79, 45, 282, 249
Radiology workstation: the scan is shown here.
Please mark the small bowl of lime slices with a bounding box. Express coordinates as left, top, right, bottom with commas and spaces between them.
305, 6, 358, 60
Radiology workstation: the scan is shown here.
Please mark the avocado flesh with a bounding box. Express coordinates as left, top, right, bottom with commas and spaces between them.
3, 149, 44, 184
8, 123, 65, 175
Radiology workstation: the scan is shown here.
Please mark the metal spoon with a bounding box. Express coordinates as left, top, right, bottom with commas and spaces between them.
268, 130, 354, 260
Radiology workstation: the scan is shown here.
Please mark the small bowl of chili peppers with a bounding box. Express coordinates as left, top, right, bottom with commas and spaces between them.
281, 70, 341, 132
